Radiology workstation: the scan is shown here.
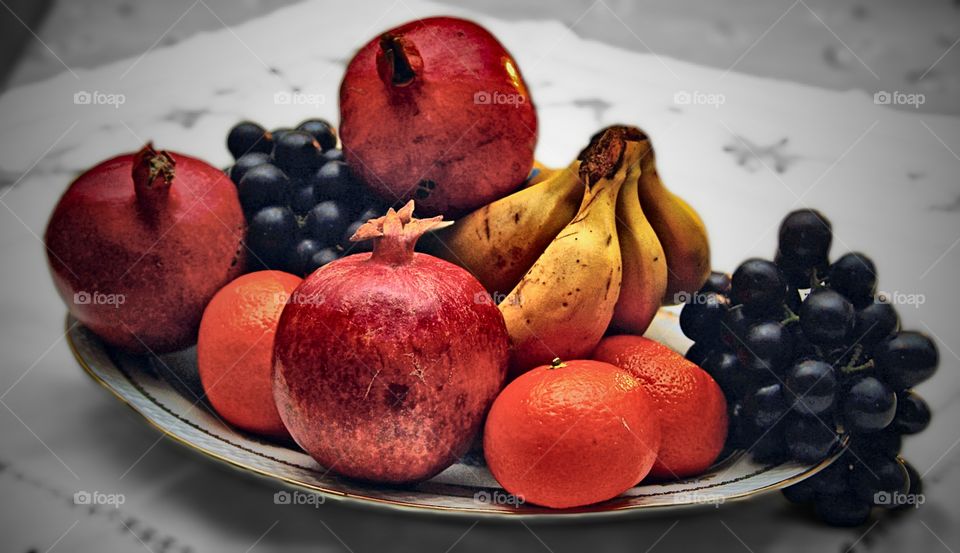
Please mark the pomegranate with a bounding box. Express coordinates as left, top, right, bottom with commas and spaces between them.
46, 143, 246, 353
339, 17, 538, 217
273, 201, 509, 483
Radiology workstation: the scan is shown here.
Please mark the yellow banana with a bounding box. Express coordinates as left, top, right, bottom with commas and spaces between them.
423, 160, 582, 297
524, 159, 558, 188
609, 139, 668, 334
500, 127, 641, 376
636, 145, 711, 305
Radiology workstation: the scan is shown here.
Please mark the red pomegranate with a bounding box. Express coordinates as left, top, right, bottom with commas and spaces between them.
339, 17, 538, 217
273, 201, 509, 483
45, 143, 246, 353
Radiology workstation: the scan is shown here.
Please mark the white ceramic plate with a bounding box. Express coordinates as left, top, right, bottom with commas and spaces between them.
66, 309, 841, 519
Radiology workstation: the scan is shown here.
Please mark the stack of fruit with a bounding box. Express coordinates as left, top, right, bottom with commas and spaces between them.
680, 209, 937, 526
42, 13, 938, 524
226, 119, 389, 276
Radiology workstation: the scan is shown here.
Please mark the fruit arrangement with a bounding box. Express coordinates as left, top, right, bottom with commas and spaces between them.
46, 15, 938, 523
680, 209, 938, 526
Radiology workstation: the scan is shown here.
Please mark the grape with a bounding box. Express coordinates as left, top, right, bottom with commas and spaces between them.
290, 183, 318, 215
297, 119, 337, 151
843, 376, 897, 433
305, 201, 349, 244
247, 206, 297, 268
738, 321, 794, 375
784, 359, 836, 415
799, 289, 855, 345
775, 251, 823, 289
273, 130, 322, 177
308, 248, 340, 272
288, 239, 323, 276
721, 304, 751, 347
680, 292, 729, 343
311, 161, 358, 202
849, 430, 901, 460
229, 152, 271, 185
702, 350, 748, 398
323, 148, 345, 163
238, 164, 289, 214
685, 342, 712, 366
785, 284, 802, 313
785, 416, 839, 463
747, 383, 787, 428
814, 493, 871, 527
892, 462, 922, 511
874, 331, 938, 389
853, 302, 899, 345
782, 480, 815, 503
750, 426, 789, 463
227, 121, 272, 159
891, 391, 931, 435
808, 454, 853, 495
700, 271, 731, 295
778, 209, 832, 268
828, 253, 877, 308
851, 456, 908, 505
731, 258, 786, 316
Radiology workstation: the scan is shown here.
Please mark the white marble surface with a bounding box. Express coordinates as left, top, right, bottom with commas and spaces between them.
0, 0, 959, 551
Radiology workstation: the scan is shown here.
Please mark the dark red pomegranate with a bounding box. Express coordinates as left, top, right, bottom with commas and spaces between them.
45, 143, 246, 353
273, 201, 509, 483
339, 16, 538, 217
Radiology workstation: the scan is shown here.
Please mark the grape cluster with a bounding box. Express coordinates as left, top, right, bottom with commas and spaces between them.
680, 209, 937, 526
225, 119, 389, 276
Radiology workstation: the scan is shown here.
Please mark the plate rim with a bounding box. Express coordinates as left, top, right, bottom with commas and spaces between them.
66, 314, 842, 520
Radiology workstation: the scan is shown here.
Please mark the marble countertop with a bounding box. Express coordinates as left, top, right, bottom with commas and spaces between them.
0, 0, 958, 551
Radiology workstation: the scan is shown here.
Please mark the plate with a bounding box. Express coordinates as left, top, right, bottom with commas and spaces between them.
66, 310, 841, 519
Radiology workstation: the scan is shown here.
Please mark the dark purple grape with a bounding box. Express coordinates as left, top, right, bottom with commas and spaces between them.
288, 239, 323, 276
874, 331, 938, 389
685, 342, 712, 366
891, 391, 931, 435
700, 271, 731, 295
808, 454, 853, 495
731, 258, 786, 316
680, 292, 729, 343
851, 456, 909, 506
297, 119, 337, 151
247, 206, 297, 268
853, 302, 899, 345
849, 430, 902, 461
775, 250, 824, 289
238, 164, 289, 214
785, 359, 837, 416
323, 148, 345, 163
814, 493, 871, 527
311, 161, 358, 202
229, 152, 271, 185
738, 321, 794, 375
892, 462, 922, 511
782, 480, 815, 503
778, 209, 832, 268
304, 201, 349, 244
799, 289, 855, 345
721, 304, 751, 347
273, 130, 322, 177
290, 183, 318, 215
785, 416, 839, 463
308, 248, 339, 273
227, 121, 272, 159
843, 376, 897, 433
747, 383, 787, 428
703, 350, 748, 398
828, 253, 877, 307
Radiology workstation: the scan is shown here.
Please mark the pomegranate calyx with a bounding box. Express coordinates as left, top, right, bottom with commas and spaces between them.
376, 33, 422, 88
350, 200, 452, 264
132, 142, 176, 216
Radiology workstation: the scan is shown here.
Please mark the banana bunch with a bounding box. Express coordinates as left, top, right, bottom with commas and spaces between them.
425, 125, 710, 376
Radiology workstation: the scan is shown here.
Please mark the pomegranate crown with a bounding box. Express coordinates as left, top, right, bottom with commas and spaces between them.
350, 200, 452, 264
132, 142, 176, 218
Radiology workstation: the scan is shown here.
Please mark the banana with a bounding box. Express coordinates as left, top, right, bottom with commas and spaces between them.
636, 144, 711, 305
423, 160, 583, 297
609, 138, 668, 334
500, 127, 642, 376
524, 159, 558, 188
